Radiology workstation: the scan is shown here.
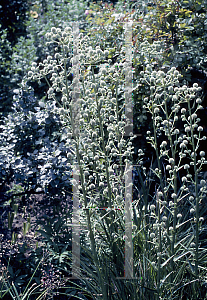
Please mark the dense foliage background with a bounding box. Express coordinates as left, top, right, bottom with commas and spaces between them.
0, 0, 207, 299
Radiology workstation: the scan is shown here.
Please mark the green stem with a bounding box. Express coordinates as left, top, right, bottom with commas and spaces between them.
62, 52, 108, 298
163, 89, 177, 277
115, 81, 124, 178
91, 66, 112, 207
74, 123, 108, 300
187, 99, 199, 277
151, 109, 162, 297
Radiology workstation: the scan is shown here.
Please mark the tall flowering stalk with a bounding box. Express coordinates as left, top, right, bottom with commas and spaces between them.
138, 65, 207, 298
27, 25, 135, 298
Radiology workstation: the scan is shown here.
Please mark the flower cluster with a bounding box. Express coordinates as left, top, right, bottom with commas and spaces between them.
138, 65, 207, 279
27, 26, 134, 258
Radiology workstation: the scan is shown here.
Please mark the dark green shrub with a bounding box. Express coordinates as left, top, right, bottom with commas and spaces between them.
0, 0, 29, 46
0, 0, 30, 115
0, 25, 13, 116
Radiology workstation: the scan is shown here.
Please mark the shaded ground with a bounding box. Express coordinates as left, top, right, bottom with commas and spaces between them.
0, 188, 72, 251
0, 187, 74, 299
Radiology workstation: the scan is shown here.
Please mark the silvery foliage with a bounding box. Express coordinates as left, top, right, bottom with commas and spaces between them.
27, 26, 134, 239
9, 34, 38, 84
0, 24, 12, 72
0, 24, 12, 112
0, 85, 72, 194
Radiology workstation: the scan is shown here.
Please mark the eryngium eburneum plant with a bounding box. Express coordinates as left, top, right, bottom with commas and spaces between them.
134, 65, 207, 299
27, 26, 137, 299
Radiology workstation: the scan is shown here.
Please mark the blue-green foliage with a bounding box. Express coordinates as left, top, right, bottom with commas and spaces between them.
0, 84, 72, 195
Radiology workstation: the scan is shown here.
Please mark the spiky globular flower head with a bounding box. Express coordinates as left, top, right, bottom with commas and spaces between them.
150, 204, 155, 210
169, 158, 174, 164
200, 151, 205, 157
198, 126, 203, 132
